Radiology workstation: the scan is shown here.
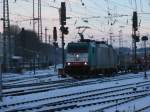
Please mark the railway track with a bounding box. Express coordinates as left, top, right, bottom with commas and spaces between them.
3, 71, 145, 88
2, 73, 56, 83
2, 72, 150, 97
102, 92, 150, 112
135, 105, 150, 112
90, 93, 150, 112
3, 79, 77, 96
1, 79, 150, 112
2, 70, 140, 84
3, 78, 75, 89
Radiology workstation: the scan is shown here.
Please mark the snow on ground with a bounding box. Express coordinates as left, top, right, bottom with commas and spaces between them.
2, 64, 65, 83
2, 74, 149, 105
104, 95, 150, 112
1, 67, 150, 111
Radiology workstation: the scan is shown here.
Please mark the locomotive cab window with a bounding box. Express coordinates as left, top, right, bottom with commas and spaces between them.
67, 43, 88, 53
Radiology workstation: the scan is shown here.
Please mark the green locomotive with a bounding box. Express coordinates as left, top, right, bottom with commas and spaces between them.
65, 40, 119, 76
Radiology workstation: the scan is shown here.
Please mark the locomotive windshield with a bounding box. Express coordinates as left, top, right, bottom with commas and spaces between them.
67, 43, 88, 53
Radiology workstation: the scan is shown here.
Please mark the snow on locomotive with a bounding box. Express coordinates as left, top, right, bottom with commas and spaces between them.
65, 40, 119, 75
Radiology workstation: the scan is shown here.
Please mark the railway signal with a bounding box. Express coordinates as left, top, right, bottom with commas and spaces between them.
133, 11, 138, 31
132, 11, 140, 72
60, 2, 66, 26
59, 2, 69, 72
60, 26, 69, 35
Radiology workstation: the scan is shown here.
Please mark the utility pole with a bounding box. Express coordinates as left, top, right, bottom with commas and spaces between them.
53, 27, 57, 72
108, 27, 113, 46
32, 0, 39, 33
33, 0, 35, 31
0, 63, 2, 102
119, 26, 124, 49
33, 55, 36, 75
48, 35, 51, 44
48, 35, 51, 66
45, 27, 48, 43
61, 29, 65, 69
38, 0, 42, 41
118, 29, 123, 54
38, 0, 40, 40
37, 0, 42, 68
3, 0, 11, 72
142, 36, 148, 79
109, 32, 113, 46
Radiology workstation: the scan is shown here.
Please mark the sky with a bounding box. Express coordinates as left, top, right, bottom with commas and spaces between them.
0, 0, 150, 48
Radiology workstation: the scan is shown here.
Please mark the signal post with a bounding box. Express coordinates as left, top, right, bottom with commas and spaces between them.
132, 11, 139, 72
59, 2, 69, 76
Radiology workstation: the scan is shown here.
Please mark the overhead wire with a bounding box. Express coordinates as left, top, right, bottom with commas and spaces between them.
1, 0, 150, 46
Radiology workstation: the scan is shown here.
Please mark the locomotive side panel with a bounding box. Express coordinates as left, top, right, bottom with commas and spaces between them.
95, 43, 118, 74
88, 43, 97, 70
110, 46, 118, 68
96, 44, 110, 69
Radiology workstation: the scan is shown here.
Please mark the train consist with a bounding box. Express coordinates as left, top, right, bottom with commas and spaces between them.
65, 40, 119, 76
64, 39, 149, 77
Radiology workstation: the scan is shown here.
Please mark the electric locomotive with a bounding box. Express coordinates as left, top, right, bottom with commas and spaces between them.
65, 40, 119, 76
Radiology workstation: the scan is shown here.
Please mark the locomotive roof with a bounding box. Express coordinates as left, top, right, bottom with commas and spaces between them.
69, 40, 108, 45
68, 41, 112, 48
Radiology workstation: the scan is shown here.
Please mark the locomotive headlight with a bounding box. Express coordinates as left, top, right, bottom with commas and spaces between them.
76, 54, 79, 58
84, 62, 87, 65
67, 62, 71, 66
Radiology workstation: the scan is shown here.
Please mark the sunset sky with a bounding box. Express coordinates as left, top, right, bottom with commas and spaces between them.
0, 0, 150, 48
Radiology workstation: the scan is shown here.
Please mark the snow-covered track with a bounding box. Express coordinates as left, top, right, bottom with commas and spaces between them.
3, 73, 150, 97
1, 79, 150, 112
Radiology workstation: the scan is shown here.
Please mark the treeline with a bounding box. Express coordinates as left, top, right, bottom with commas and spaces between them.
10, 25, 62, 68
